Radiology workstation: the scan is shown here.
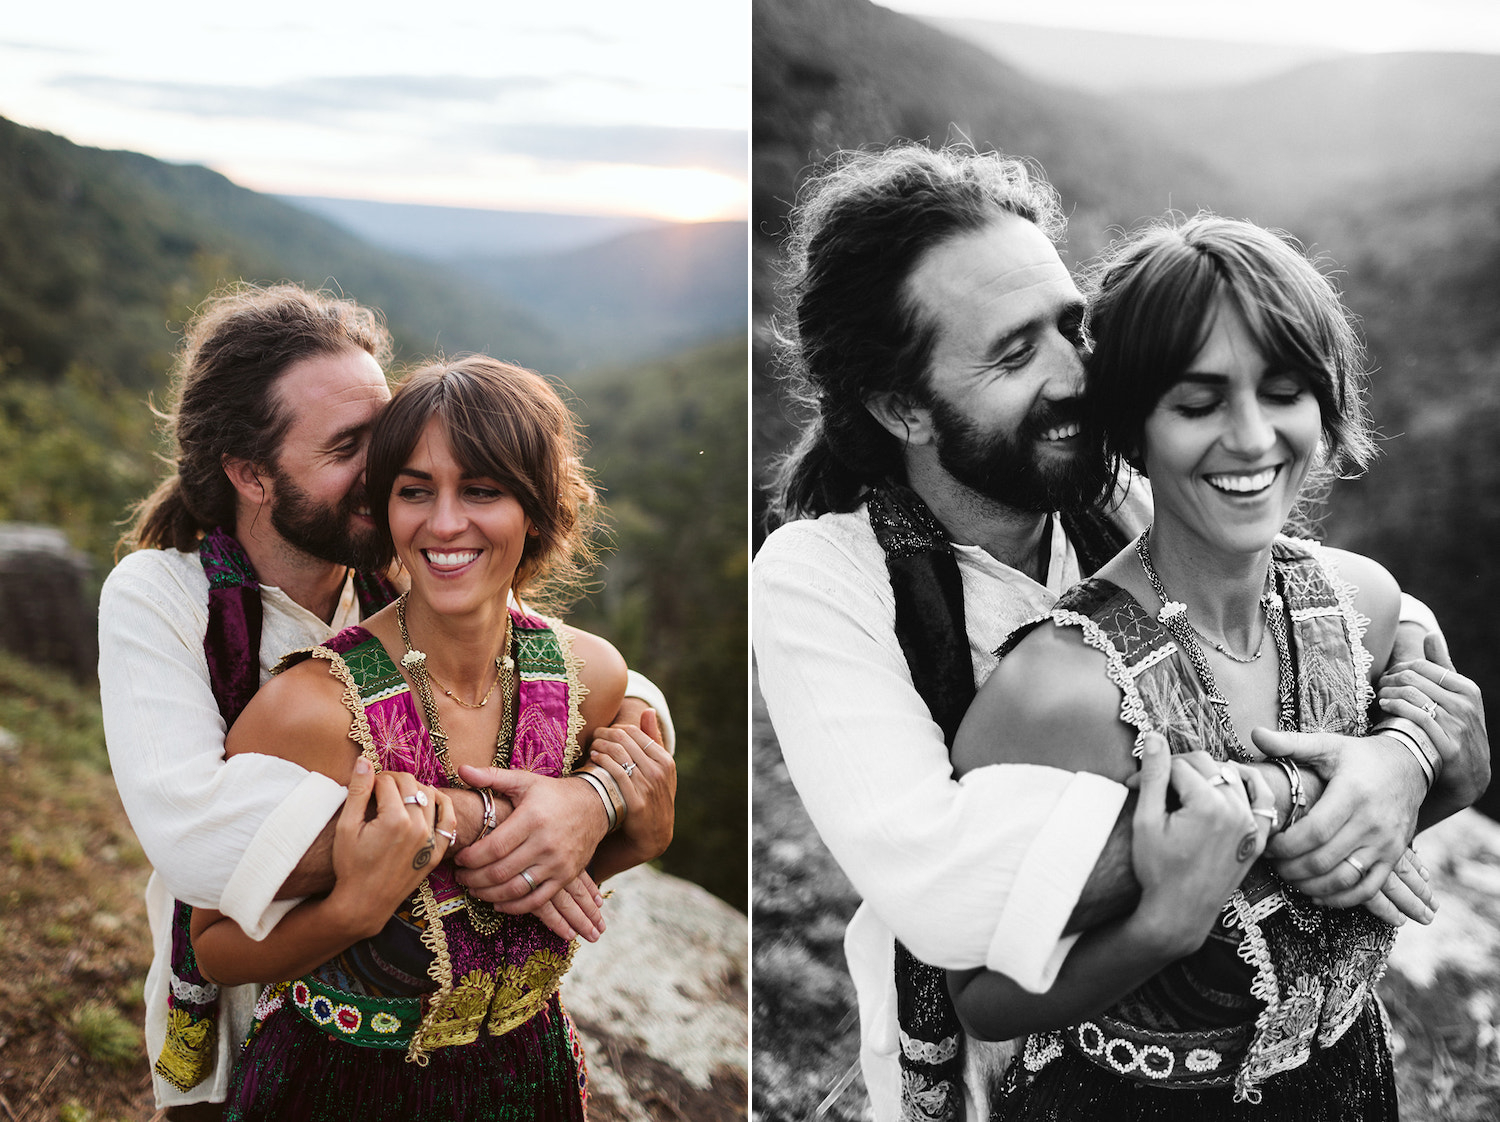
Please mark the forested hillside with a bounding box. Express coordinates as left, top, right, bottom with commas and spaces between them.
0, 112, 747, 907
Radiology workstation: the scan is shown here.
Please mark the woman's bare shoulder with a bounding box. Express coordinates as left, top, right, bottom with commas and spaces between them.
952, 618, 1136, 782
225, 655, 359, 781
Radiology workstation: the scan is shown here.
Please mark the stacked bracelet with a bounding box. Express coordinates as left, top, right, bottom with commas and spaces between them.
476, 787, 497, 843
1272, 757, 1307, 830
575, 767, 626, 833
1373, 718, 1440, 790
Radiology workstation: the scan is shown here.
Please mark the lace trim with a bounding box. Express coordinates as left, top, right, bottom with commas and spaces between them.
170, 974, 219, 1005
899, 1029, 959, 1064
407, 877, 452, 1066
545, 617, 589, 774
1045, 608, 1155, 754
1300, 541, 1376, 711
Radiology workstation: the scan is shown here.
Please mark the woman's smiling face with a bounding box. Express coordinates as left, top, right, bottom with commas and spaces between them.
387, 415, 532, 616
1142, 295, 1324, 558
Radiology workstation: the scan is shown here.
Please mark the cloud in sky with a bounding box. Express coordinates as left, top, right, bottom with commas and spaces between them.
0, 4, 749, 220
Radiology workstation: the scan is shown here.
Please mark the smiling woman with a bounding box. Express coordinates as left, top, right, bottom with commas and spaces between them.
183, 354, 676, 1121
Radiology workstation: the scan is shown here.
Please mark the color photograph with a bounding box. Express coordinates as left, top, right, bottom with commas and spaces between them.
0, 3, 747, 1118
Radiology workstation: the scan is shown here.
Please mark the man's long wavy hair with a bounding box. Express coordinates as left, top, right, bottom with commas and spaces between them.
365, 356, 599, 612
124, 283, 392, 553
766, 142, 1067, 525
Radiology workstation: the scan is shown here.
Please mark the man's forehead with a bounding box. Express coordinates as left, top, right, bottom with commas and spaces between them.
906, 212, 1080, 330
275, 349, 390, 431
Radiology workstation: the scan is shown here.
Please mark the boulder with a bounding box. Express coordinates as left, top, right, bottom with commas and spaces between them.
565, 865, 748, 1121
0, 523, 96, 682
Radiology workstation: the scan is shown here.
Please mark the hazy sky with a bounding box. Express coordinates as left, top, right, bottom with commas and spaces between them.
0, 1, 749, 221
881, 0, 1500, 54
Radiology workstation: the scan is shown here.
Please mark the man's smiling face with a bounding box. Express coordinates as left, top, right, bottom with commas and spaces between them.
903, 211, 1099, 512
265, 347, 391, 569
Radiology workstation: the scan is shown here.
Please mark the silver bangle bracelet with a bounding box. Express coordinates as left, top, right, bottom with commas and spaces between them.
1373, 723, 1435, 789
1374, 716, 1442, 782
575, 770, 618, 832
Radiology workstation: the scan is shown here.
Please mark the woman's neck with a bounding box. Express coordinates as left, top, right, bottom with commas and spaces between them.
1141, 522, 1272, 646
400, 593, 512, 693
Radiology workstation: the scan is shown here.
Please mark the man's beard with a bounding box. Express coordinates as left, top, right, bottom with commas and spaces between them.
927, 394, 1104, 514
267, 464, 385, 572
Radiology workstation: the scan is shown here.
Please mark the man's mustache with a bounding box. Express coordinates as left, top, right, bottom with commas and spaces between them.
1022, 398, 1085, 439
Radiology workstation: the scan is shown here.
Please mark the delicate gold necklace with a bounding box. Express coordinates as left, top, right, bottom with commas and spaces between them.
396, 593, 516, 783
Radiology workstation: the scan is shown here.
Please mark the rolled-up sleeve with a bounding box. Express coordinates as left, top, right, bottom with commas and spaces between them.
753, 522, 1126, 992
99, 552, 344, 938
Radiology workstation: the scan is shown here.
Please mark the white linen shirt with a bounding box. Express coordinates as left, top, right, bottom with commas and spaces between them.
752, 505, 1134, 1122
100, 547, 361, 1106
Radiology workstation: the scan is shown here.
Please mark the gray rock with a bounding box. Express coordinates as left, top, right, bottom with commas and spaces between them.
565, 865, 748, 1120
0, 522, 96, 681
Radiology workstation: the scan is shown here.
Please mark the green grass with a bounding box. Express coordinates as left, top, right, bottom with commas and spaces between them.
65, 1000, 141, 1069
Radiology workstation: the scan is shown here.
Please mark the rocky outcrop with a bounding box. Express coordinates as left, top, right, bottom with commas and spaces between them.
565, 865, 748, 1121
0, 523, 96, 682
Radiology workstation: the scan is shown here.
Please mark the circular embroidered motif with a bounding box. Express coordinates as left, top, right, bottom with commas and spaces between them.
1139, 1045, 1174, 1079
370, 1012, 401, 1035
334, 1005, 362, 1034
1077, 1022, 1104, 1055
1186, 1048, 1222, 1073
291, 981, 312, 1008
309, 995, 335, 1025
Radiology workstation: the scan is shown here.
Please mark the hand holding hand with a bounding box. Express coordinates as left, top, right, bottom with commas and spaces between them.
451, 766, 605, 928
1130, 735, 1270, 958
330, 759, 454, 938
1253, 727, 1422, 907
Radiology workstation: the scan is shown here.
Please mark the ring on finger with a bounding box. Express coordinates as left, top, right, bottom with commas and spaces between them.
1252, 806, 1280, 830
1438, 669, 1451, 690
403, 792, 429, 808
1344, 854, 1367, 876
1208, 773, 1232, 788
1420, 700, 1440, 722
622, 761, 637, 777
520, 867, 537, 891
435, 827, 457, 843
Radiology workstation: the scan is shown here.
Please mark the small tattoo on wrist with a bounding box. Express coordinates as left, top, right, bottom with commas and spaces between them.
413, 839, 435, 870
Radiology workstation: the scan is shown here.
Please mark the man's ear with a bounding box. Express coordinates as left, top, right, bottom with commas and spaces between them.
864, 392, 934, 447
222, 455, 269, 506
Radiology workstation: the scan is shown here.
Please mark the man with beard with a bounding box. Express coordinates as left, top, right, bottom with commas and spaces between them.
100, 284, 675, 1118
751, 144, 1487, 1122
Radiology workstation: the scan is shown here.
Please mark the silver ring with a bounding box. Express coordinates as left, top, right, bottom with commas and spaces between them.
435, 828, 456, 843
520, 867, 537, 891
1344, 854, 1367, 876
622, 761, 637, 777
403, 792, 429, 808
1208, 774, 1231, 787
1438, 669, 1452, 690
1420, 700, 1440, 722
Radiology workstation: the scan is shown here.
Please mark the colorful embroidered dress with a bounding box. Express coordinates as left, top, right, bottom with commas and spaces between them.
222, 610, 590, 1121
990, 539, 1398, 1121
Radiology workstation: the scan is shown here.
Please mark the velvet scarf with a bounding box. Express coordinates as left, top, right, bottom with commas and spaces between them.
866, 485, 1125, 1122
154, 528, 397, 1094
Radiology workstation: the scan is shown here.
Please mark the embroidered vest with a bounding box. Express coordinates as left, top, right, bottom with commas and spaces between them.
1009, 538, 1394, 1103
254, 610, 586, 1063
